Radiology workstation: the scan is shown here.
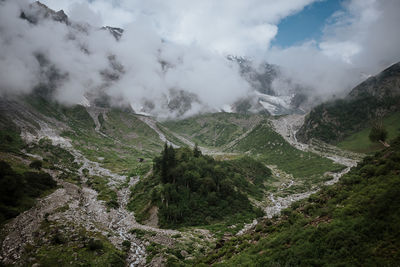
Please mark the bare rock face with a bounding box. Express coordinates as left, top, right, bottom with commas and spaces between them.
349, 62, 400, 99
21, 1, 69, 25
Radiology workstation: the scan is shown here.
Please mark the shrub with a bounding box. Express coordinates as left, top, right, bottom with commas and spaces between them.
88, 238, 103, 251
29, 160, 43, 170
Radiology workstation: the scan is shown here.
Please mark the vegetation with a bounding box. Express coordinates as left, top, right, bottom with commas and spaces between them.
200, 136, 400, 266
129, 144, 268, 228
297, 93, 400, 144
369, 120, 388, 143
26, 96, 163, 175
21, 220, 126, 266
0, 115, 24, 154
337, 111, 400, 153
161, 113, 262, 148
0, 161, 57, 225
230, 123, 343, 180
29, 159, 43, 170
87, 176, 119, 209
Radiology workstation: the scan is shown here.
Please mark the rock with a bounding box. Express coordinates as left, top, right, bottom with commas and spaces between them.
180, 250, 189, 258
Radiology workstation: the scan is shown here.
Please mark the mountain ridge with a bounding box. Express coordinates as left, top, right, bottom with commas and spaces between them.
297, 61, 400, 144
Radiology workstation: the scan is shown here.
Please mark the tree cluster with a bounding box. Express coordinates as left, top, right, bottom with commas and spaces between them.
152, 144, 261, 227
0, 160, 57, 224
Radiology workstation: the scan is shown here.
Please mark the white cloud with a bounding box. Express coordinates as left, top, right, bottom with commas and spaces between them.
267, 0, 400, 98
37, 0, 317, 55
1, 0, 399, 116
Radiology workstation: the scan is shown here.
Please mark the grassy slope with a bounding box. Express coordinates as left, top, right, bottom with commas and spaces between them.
25, 97, 162, 175
21, 220, 126, 266
0, 161, 57, 225
338, 111, 400, 153
229, 122, 343, 188
200, 137, 400, 266
0, 116, 61, 225
161, 113, 262, 148
162, 113, 341, 184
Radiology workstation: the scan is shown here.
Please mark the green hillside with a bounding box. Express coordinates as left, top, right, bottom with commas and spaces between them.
200, 136, 400, 266
25, 96, 162, 175
338, 111, 400, 153
161, 113, 263, 148
128, 145, 271, 229
229, 122, 343, 190
297, 62, 400, 144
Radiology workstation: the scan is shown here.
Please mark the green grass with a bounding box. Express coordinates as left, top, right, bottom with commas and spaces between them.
0, 161, 57, 225
156, 122, 189, 147
297, 94, 400, 144
161, 113, 263, 148
0, 114, 25, 154
61, 108, 163, 175
199, 136, 400, 266
128, 174, 159, 223
24, 96, 164, 175
87, 176, 119, 209
230, 122, 343, 183
22, 220, 126, 266
338, 111, 400, 153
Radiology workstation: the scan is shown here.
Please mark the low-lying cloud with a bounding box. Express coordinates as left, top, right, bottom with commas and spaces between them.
0, 0, 399, 117
267, 0, 400, 101
0, 0, 254, 117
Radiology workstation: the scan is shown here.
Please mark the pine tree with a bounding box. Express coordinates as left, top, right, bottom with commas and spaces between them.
193, 143, 201, 157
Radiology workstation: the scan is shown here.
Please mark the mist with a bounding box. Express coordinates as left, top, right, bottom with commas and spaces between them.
0, 0, 252, 118
267, 0, 400, 101
0, 0, 400, 117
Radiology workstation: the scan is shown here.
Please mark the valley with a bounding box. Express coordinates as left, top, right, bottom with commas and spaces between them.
0, 94, 359, 266
1, 0, 400, 266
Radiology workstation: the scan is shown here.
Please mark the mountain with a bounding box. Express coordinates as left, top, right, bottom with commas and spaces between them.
0, 91, 352, 266
227, 55, 310, 116
1, 1, 398, 266
297, 62, 400, 145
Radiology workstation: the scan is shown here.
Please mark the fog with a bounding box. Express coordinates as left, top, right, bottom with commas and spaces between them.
0, 0, 399, 117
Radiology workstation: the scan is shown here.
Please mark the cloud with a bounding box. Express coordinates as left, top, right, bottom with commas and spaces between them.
0, 0, 255, 117
37, 0, 317, 55
267, 0, 400, 100
1, 0, 399, 118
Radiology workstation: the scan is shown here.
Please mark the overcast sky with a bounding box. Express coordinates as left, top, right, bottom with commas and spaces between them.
1, 0, 399, 117
35, 0, 400, 90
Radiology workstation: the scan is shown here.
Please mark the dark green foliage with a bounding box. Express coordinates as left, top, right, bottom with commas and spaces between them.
231, 123, 342, 179
87, 176, 119, 209
223, 156, 272, 199
201, 136, 400, 266
369, 120, 388, 143
88, 238, 104, 251
122, 240, 131, 251
0, 161, 57, 224
0, 114, 25, 154
29, 160, 42, 170
135, 145, 265, 228
24, 221, 126, 266
27, 137, 77, 171
298, 95, 400, 144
